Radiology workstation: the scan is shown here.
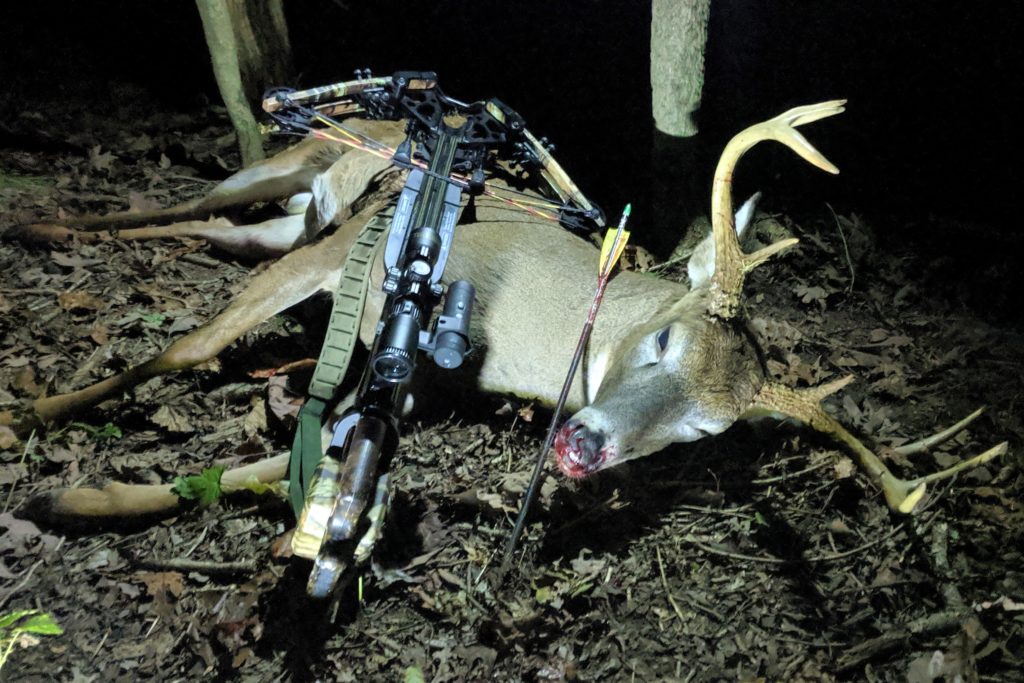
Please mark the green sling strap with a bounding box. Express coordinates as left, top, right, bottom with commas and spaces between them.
288, 211, 391, 517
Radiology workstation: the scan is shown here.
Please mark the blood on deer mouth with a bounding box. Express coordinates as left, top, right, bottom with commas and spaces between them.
553, 421, 611, 478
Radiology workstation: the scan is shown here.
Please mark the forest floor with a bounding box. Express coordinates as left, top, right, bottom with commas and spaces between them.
0, 95, 1022, 682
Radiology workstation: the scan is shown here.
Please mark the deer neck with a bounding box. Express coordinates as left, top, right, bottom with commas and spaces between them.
444, 205, 687, 410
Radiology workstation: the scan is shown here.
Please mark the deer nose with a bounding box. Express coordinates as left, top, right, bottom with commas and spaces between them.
553, 419, 607, 478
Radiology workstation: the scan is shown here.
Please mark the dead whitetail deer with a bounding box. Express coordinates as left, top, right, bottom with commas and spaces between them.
16, 101, 1005, 526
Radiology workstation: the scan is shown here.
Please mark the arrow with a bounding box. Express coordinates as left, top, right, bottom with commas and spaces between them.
501, 204, 632, 573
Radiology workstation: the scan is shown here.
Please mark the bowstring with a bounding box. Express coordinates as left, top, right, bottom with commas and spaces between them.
279, 107, 594, 231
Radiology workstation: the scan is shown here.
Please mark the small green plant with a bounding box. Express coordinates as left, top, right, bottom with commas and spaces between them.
0, 610, 62, 671
172, 465, 226, 507
140, 312, 167, 328
68, 421, 122, 442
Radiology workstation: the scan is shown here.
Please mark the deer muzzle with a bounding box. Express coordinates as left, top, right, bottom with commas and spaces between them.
553, 419, 612, 478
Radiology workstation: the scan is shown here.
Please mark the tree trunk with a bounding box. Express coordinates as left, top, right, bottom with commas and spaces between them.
650, 0, 711, 258
651, 0, 710, 137
227, 0, 294, 103
195, 0, 266, 167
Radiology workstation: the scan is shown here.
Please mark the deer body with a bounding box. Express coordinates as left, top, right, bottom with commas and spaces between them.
18, 103, 1005, 523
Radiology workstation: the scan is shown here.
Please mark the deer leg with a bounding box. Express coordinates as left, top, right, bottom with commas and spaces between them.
61, 117, 404, 231
90, 140, 398, 257
746, 377, 1007, 513
12, 216, 236, 247
68, 138, 345, 230
31, 197, 390, 426
117, 213, 312, 259
8, 138, 325, 247
106, 144, 394, 258
16, 139, 394, 260
23, 453, 288, 525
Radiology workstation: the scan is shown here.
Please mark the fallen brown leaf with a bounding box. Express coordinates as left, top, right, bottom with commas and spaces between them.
621, 244, 656, 272
89, 324, 110, 345
88, 145, 116, 172
57, 290, 104, 312
267, 375, 302, 421
269, 529, 294, 559
127, 191, 164, 213
242, 396, 267, 436
833, 456, 856, 479
0, 425, 18, 450
14, 366, 41, 397
137, 570, 185, 598
50, 251, 102, 268
151, 405, 193, 433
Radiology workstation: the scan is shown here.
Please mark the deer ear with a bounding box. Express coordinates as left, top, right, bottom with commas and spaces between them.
733, 191, 761, 240
686, 192, 762, 289
585, 348, 613, 404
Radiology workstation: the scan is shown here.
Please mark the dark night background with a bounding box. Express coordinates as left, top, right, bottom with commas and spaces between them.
0, 0, 1020, 304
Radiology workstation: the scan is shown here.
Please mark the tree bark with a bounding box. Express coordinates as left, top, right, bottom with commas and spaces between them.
195, 0, 266, 167
651, 0, 710, 137
650, 0, 712, 258
227, 0, 294, 103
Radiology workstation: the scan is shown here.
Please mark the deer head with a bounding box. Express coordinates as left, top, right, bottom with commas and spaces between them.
554, 102, 844, 478
553, 100, 1005, 514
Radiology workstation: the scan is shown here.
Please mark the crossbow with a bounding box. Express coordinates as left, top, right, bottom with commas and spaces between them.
263, 69, 604, 231
261, 70, 604, 598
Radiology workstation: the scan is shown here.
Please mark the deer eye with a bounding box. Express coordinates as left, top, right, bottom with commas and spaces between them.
655, 327, 671, 353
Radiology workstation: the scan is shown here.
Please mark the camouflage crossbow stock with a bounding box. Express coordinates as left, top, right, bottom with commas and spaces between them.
262, 69, 604, 598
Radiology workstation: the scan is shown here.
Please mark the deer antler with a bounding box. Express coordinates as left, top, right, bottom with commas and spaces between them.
749, 378, 1007, 513
708, 101, 1007, 513
707, 100, 846, 319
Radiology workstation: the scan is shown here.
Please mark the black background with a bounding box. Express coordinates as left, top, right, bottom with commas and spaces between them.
1, 1, 1020, 257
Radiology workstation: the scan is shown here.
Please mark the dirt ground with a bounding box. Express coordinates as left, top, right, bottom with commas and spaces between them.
1, 97, 1022, 682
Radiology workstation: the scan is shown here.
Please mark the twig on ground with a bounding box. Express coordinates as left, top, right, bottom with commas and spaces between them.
3, 429, 36, 514
810, 524, 903, 562
655, 546, 687, 624
0, 558, 45, 610
182, 526, 209, 559
90, 630, 111, 662
837, 609, 968, 671
751, 460, 832, 485
667, 503, 756, 520
681, 523, 904, 565
826, 202, 855, 294
137, 558, 256, 575
179, 252, 223, 269
930, 520, 965, 609
682, 536, 786, 564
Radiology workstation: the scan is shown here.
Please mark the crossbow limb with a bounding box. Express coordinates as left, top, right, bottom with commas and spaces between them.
262, 70, 604, 231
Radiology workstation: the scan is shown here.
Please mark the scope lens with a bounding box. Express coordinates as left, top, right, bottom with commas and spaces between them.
372, 352, 412, 382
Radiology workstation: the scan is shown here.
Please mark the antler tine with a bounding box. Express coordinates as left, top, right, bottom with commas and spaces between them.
707, 100, 846, 319
748, 379, 1007, 514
